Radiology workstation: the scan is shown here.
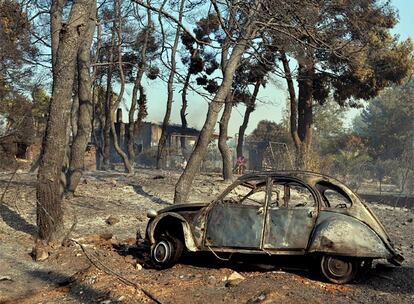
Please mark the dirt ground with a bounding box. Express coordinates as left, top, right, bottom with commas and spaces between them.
0, 169, 413, 304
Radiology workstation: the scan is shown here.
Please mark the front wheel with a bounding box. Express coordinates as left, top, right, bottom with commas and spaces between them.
150, 236, 183, 269
320, 255, 358, 284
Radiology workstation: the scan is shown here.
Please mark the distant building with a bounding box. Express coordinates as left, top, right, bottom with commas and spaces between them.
136, 121, 200, 153
109, 119, 201, 167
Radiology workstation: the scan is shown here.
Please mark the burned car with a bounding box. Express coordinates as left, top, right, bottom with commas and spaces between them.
142, 171, 403, 284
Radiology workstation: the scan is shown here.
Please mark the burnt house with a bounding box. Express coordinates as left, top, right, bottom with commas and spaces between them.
0, 112, 36, 166
136, 122, 200, 153
108, 112, 200, 165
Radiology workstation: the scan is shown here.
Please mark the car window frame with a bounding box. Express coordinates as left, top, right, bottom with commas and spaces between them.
219, 180, 268, 207
315, 180, 353, 209
269, 177, 318, 210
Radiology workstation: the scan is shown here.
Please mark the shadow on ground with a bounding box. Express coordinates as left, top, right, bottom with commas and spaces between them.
115, 241, 414, 296
131, 184, 171, 206
0, 203, 36, 236
5, 269, 118, 304
358, 264, 414, 295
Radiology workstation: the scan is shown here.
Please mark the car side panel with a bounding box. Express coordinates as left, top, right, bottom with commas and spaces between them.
205, 204, 264, 248
263, 207, 315, 250
308, 211, 392, 258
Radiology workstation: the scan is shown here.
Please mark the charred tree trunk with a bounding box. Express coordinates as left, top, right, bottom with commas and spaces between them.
157, 0, 185, 169
91, 23, 103, 170
296, 63, 314, 169
218, 94, 234, 181
37, 0, 93, 242
66, 4, 96, 194
174, 34, 252, 204
280, 51, 300, 151
102, 24, 115, 170
180, 70, 190, 156
136, 85, 147, 136
280, 52, 314, 170
236, 80, 260, 158
128, 8, 151, 166
111, 0, 133, 173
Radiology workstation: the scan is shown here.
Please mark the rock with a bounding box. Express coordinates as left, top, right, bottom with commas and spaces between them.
100, 233, 113, 240
407, 218, 413, 223
106, 216, 119, 226
117, 296, 125, 302
228, 271, 245, 281
224, 271, 245, 287
136, 263, 143, 270
0, 276, 12, 281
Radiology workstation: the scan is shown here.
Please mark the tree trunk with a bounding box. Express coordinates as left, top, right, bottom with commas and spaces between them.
112, 0, 133, 173
218, 94, 233, 181
180, 70, 190, 156
50, 0, 66, 71
37, 0, 93, 242
296, 63, 314, 169
111, 121, 133, 172
102, 24, 115, 169
174, 35, 251, 204
157, 0, 185, 169
281, 52, 313, 170
128, 8, 151, 166
66, 4, 96, 194
236, 80, 260, 158
280, 51, 300, 150
70, 90, 79, 139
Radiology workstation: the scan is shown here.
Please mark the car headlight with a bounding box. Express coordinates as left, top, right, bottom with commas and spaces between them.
147, 209, 158, 219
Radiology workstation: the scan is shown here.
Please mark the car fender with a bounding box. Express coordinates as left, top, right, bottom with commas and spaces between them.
308, 212, 392, 258
149, 212, 198, 252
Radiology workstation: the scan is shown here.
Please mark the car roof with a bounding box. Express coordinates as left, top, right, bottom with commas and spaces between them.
238, 170, 337, 183
238, 170, 360, 203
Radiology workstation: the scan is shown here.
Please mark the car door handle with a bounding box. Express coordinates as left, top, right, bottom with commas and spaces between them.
257, 207, 264, 215
308, 210, 316, 218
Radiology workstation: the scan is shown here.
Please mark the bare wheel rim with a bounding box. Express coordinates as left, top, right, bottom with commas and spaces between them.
322, 256, 355, 283
327, 258, 352, 278
153, 240, 171, 263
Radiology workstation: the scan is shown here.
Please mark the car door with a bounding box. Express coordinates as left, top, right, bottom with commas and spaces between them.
263, 179, 317, 251
205, 178, 269, 249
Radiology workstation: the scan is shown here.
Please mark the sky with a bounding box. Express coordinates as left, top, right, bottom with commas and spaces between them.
121, 0, 414, 137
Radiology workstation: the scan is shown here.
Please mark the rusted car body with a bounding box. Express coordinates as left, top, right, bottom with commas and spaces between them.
142, 171, 403, 283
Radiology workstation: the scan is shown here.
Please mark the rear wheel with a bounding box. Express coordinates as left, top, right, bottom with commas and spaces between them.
150, 235, 183, 269
320, 255, 358, 284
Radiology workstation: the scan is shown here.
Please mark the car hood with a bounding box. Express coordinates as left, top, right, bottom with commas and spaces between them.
158, 202, 209, 214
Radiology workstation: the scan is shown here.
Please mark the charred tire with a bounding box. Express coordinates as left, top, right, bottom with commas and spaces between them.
320, 255, 358, 284
150, 235, 183, 269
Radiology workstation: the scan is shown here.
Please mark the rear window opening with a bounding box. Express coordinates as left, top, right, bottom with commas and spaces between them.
316, 181, 352, 209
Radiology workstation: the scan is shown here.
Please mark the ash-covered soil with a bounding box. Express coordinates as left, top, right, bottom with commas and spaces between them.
0, 169, 413, 304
